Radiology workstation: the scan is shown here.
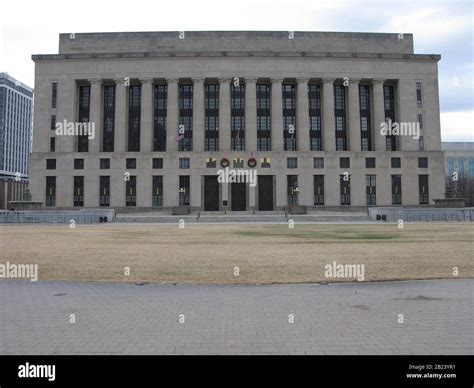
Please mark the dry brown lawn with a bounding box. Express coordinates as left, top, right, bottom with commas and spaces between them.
1, 223, 473, 284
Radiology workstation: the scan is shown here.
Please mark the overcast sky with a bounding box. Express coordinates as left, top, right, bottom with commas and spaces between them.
0, 0, 472, 141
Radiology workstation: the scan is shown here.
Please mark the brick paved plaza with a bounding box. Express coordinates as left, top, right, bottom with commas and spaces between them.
0, 279, 471, 355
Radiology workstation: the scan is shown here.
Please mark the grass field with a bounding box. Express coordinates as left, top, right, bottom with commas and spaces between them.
1, 223, 473, 284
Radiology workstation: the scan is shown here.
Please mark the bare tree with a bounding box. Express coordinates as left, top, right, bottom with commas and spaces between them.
445, 175, 474, 206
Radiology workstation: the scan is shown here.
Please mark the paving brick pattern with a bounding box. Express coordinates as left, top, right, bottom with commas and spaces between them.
0, 279, 472, 355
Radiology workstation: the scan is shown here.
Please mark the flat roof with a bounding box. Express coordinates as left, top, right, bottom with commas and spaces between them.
442, 142, 474, 151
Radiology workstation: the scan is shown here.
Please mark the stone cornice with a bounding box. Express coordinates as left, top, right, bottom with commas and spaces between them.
31, 51, 441, 62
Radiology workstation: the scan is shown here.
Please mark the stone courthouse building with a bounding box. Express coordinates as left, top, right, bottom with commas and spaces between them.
29, 31, 444, 211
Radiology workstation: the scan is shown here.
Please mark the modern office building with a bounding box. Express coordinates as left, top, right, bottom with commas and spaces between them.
442, 142, 474, 179
0, 73, 33, 209
29, 31, 444, 211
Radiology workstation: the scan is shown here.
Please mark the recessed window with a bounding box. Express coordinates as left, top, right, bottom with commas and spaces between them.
74, 159, 84, 170
179, 157, 190, 169
49, 137, 55, 152
51, 82, 57, 109
261, 158, 271, 168
50, 115, 56, 130
418, 113, 424, 130
152, 158, 163, 169
287, 157, 298, 169
416, 81, 423, 108
206, 158, 216, 168
340, 157, 350, 169
418, 157, 428, 168
365, 157, 376, 168
46, 159, 56, 170
418, 136, 425, 151
126, 158, 137, 169
313, 157, 324, 169
233, 158, 244, 168
100, 158, 110, 169
391, 157, 401, 168
257, 84, 271, 151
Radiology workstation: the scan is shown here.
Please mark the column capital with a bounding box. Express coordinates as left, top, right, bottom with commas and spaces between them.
88, 79, 103, 85
270, 78, 284, 84
140, 78, 154, 84
192, 77, 205, 83
348, 78, 362, 84
322, 77, 336, 84
218, 77, 232, 84
372, 78, 386, 85
296, 78, 310, 84
166, 78, 180, 84
113, 78, 126, 85
245, 77, 258, 83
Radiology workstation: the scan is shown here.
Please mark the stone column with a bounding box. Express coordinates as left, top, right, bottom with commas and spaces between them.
245, 78, 257, 152
348, 78, 361, 152
219, 78, 231, 152
88, 79, 102, 153
192, 78, 205, 152
114, 78, 127, 152
166, 78, 179, 152
322, 78, 336, 152
296, 78, 310, 152
270, 78, 283, 151
56, 77, 76, 153
373, 79, 386, 151
398, 78, 417, 151
140, 78, 153, 153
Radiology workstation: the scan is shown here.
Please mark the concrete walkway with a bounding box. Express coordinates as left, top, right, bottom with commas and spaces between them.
0, 279, 472, 355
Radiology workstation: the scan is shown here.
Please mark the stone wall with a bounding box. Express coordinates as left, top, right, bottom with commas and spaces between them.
0, 208, 115, 223
368, 207, 474, 222
58, 31, 415, 55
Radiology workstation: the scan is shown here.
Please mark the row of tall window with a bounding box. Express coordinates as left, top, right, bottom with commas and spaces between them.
447, 158, 474, 178
44, 174, 430, 208
50, 80, 420, 153
45, 156, 430, 171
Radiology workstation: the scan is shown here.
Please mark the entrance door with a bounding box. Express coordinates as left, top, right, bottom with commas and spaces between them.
231, 182, 246, 211
204, 176, 219, 211
258, 175, 274, 211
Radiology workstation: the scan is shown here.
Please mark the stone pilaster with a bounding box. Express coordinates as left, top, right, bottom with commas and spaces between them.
114, 78, 127, 152
244, 78, 257, 152
88, 79, 102, 153
192, 78, 205, 152
219, 78, 231, 152
373, 79, 386, 151
296, 78, 310, 152
140, 78, 153, 152
322, 78, 336, 152
56, 77, 76, 153
348, 78, 361, 152
166, 78, 179, 152
270, 78, 284, 151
